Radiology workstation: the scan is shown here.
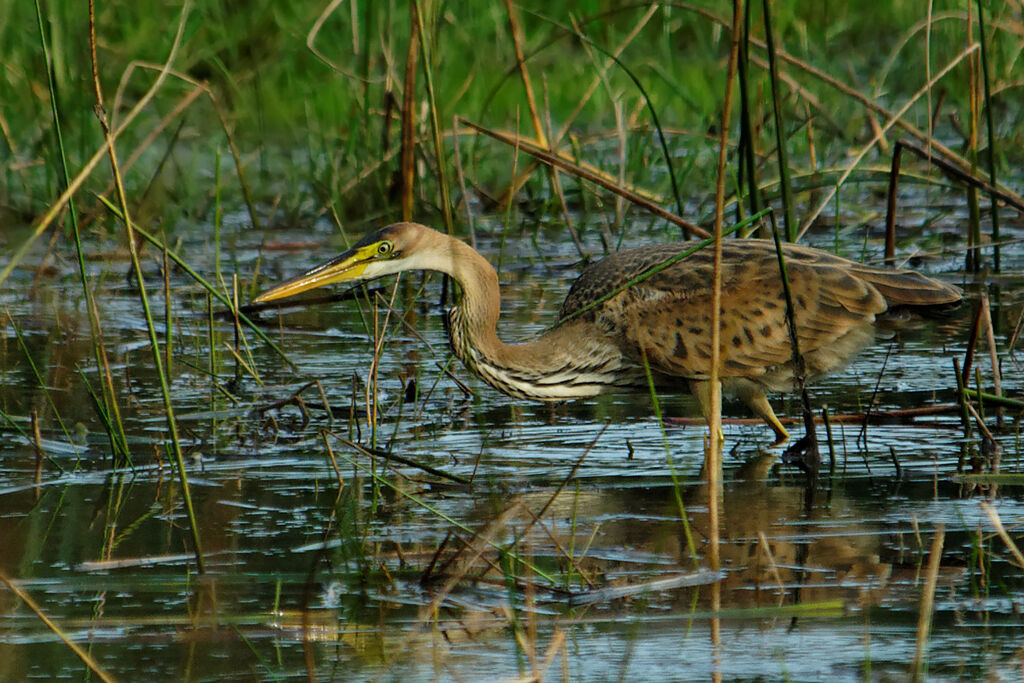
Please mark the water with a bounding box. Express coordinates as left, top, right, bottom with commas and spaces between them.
1, 210, 1023, 681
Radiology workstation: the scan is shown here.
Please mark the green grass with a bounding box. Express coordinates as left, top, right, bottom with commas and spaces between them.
1, 4, 1023, 676
3, 0, 1022, 232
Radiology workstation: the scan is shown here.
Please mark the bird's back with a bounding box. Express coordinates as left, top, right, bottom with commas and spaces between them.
559, 239, 960, 319
557, 238, 961, 385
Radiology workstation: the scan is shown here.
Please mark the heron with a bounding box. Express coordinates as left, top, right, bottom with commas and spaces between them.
254, 221, 961, 444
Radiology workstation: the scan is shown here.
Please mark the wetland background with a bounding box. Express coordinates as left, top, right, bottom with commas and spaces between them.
2, 0, 1024, 680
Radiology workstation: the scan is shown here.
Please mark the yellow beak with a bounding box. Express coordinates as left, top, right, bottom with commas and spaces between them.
253, 243, 379, 303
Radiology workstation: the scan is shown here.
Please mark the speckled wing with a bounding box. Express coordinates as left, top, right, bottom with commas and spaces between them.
559, 240, 890, 383
630, 261, 887, 382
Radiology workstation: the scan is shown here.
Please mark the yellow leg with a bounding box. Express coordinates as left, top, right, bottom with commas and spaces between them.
742, 391, 790, 446
689, 380, 725, 446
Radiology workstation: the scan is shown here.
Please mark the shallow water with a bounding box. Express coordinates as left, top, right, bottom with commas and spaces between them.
2, 210, 1024, 681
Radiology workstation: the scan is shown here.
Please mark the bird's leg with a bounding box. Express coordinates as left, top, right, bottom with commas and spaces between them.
688, 380, 725, 446
741, 391, 790, 446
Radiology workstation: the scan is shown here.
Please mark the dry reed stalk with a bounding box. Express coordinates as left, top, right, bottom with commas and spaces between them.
0, 573, 117, 683
400, 2, 419, 222
910, 525, 945, 682
89, 0, 204, 573
0, 11, 190, 287
458, 117, 708, 237
980, 501, 1024, 569
980, 292, 1003, 425
503, 0, 546, 147
707, 2, 743, 675
496, 5, 657, 208
798, 43, 981, 239
884, 144, 902, 264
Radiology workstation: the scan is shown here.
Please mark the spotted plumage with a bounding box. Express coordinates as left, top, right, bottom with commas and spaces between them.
255, 224, 962, 445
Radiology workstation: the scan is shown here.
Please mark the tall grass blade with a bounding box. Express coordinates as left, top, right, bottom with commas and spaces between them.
761, 0, 795, 241
87, 0, 204, 573
976, 0, 1000, 272
413, 0, 455, 234
32, 0, 129, 460
737, 0, 765, 236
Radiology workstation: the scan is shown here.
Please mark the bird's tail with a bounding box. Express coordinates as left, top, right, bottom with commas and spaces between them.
849, 265, 962, 310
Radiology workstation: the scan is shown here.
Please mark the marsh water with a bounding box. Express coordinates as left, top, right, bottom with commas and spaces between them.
2, 204, 1024, 681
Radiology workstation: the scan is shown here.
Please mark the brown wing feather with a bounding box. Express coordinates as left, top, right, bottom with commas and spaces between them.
559, 239, 959, 384
620, 263, 885, 381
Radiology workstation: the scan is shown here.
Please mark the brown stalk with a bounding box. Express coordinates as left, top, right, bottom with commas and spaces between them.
503, 0, 546, 147
496, 5, 658, 209
980, 502, 1024, 569
400, 3, 420, 222
0, 573, 116, 683
799, 43, 981, 239
961, 298, 987, 388
708, 1, 743, 674
981, 292, 1003, 426
910, 525, 945, 682
458, 117, 708, 238
542, 78, 585, 256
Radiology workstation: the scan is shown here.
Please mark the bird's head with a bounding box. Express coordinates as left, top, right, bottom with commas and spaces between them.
254, 222, 439, 303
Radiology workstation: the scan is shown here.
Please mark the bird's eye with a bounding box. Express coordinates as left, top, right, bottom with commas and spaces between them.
377, 241, 393, 256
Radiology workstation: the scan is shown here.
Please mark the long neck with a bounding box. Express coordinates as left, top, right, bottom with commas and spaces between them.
434, 236, 632, 401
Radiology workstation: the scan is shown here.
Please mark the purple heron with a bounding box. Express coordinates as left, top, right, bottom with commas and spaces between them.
255, 222, 961, 444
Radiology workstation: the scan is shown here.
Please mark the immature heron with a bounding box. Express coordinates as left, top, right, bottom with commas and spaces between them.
254, 222, 961, 444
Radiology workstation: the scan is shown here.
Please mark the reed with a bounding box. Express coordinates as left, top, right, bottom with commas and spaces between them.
88, 0, 204, 572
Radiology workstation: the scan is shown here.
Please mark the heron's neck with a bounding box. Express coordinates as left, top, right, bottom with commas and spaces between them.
436, 236, 631, 401
437, 236, 504, 362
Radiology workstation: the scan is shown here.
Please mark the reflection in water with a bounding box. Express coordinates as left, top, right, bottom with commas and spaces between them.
0, 223, 1021, 680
